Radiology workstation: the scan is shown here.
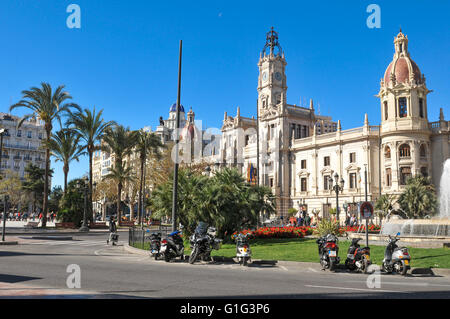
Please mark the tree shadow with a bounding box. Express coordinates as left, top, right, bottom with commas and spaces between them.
0, 274, 41, 284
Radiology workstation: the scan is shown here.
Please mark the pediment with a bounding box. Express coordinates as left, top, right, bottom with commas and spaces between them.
320, 167, 334, 175
345, 163, 360, 172
261, 108, 278, 120
297, 169, 310, 177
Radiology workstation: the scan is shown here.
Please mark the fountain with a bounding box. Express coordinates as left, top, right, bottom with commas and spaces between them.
378, 159, 450, 243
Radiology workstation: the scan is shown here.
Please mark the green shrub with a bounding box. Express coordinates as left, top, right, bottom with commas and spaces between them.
316, 219, 341, 237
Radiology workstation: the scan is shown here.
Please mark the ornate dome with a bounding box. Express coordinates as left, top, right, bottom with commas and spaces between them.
170, 103, 185, 113
382, 30, 424, 87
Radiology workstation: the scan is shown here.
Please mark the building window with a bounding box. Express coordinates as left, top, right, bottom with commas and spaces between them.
349, 173, 357, 189
27, 131, 32, 138
269, 178, 274, 188
300, 178, 307, 192
301, 160, 306, 169
349, 152, 356, 163
17, 130, 22, 137
384, 101, 388, 120
385, 146, 391, 159
386, 168, 392, 187
38, 133, 43, 140
420, 144, 426, 158
400, 167, 412, 185
324, 175, 331, 190
399, 97, 407, 118
399, 144, 411, 158
324, 156, 330, 167
419, 98, 424, 118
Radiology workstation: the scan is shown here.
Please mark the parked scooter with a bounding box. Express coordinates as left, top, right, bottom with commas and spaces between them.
345, 237, 371, 273
316, 234, 340, 271
382, 233, 411, 276
147, 231, 162, 260
161, 230, 185, 262
235, 233, 252, 266
189, 222, 222, 264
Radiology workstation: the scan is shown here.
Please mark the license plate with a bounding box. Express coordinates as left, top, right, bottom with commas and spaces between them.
365, 255, 370, 261
329, 250, 337, 257
347, 254, 354, 259
151, 250, 157, 253
404, 260, 409, 265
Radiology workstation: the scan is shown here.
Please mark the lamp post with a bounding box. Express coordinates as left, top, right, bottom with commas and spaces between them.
330, 172, 344, 224
79, 177, 89, 232
93, 182, 97, 221
1, 128, 8, 241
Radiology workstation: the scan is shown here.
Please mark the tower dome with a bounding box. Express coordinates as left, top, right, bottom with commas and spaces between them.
170, 103, 185, 113
382, 29, 424, 87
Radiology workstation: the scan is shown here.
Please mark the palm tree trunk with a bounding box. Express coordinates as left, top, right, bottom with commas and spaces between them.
117, 182, 122, 225
138, 158, 144, 225
63, 163, 69, 194
42, 129, 51, 228
89, 151, 94, 223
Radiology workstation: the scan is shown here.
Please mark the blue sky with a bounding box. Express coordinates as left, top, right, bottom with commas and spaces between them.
1, 0, 449, 188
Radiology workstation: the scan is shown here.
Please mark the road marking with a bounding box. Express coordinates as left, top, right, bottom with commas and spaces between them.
305, 284, 397, 293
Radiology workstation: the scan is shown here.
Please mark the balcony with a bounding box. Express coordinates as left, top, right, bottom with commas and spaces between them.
13, 156, 22, 160
2, 154, 9, 159
35, 157, 44, 162
24, 156, 32, 161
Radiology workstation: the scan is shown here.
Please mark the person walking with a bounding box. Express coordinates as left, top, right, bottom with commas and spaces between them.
107, 218, 118, 245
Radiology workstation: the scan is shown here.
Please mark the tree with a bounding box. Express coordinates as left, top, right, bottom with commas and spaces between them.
58, 178, 87, 226
48, 186, 64, 214
22, 163, 53, 215
150, 168, 276, 240
47, 129, 86, 193
66, 107, 115, 222
10, 83, 79, 227
135, 130, 165, 224
93, 179, 117, 219
397, 176, 438, 219
0, 170, 26, 213
102, 125, 138, 223
375, 194, 395, 226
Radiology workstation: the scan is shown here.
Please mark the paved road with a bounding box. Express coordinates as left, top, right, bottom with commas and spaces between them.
1, 232, 450, 299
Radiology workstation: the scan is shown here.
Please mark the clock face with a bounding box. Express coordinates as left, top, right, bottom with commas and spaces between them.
262, 72, 268, 82
275, 72, 282, 81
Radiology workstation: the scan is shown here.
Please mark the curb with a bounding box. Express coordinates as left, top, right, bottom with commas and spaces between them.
123, 244, 449, 276
0, 241, 18, 245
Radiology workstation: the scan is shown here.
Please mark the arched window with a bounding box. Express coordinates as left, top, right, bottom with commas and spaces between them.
399, 144, 411, 158
385, 146, 391, 159
420, 144, 427, 158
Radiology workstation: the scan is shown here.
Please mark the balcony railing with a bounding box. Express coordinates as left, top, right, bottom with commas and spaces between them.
24, 156, 32, 161
4, 143, 38, 151
13, 156, 22, 160
35, 157, 44, 162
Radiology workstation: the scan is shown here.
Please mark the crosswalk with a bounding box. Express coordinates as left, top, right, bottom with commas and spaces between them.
24, 239, 123, 247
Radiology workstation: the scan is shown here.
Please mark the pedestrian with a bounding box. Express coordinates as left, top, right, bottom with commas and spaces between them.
350, 214, 357, 227
305, 214, 311, 226
295, 210, 301, 226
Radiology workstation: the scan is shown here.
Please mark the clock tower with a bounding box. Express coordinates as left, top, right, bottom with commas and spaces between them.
257, 28, 290, 219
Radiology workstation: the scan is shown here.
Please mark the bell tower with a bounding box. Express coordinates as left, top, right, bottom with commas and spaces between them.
257, 27, 287, 115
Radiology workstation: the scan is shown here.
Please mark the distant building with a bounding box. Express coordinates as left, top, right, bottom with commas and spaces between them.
0, 113, 47, 180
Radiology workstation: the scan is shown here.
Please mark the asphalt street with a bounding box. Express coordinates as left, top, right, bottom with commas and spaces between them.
1, 231, 450, 299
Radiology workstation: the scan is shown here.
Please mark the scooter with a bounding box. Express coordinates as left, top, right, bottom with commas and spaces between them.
235, 233, 252, 266
316, 234, 340, 271
382, 233, 411, 276
345, 237, 371, 273
148, 231, 162, 260
161, 230, 185, 262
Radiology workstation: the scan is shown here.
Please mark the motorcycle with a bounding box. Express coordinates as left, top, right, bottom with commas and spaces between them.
189, 222, 222, 264
148, 231, 162, 260
382, 233, 411, 276
235, 233, 252, 266
316, 234, 340, 271
161, 230, 185, 262
345, 237, 371, 273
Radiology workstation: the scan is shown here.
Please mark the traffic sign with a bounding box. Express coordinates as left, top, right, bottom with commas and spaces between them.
360, 201, 374, 219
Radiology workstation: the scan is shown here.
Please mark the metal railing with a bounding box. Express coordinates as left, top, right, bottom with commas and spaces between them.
128, 224, 171, 249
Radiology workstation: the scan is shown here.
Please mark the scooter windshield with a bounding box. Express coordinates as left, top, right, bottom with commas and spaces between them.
195, 222, 208, 235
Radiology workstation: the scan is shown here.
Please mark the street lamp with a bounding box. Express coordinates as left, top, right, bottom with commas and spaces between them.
79, 176, 89, 232
329, 172, 344, 224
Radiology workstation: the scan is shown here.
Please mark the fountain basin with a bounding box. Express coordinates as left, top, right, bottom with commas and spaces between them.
381, 218, 450, 237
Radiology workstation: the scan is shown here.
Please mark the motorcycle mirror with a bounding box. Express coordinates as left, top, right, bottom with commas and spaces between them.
396, 232, 401, 236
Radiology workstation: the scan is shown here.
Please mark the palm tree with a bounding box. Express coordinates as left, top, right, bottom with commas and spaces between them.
66, 107, 115, 221
375, 194, 395, 226
47, 129, 86, 193
398, 176, 437, 218
135, 130, 165, 224
102, 125, 138, 224
10, 83, 78, 227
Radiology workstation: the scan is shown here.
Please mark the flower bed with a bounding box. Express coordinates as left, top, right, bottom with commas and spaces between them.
231, 226, 313, 240
340, 225, 381, 234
